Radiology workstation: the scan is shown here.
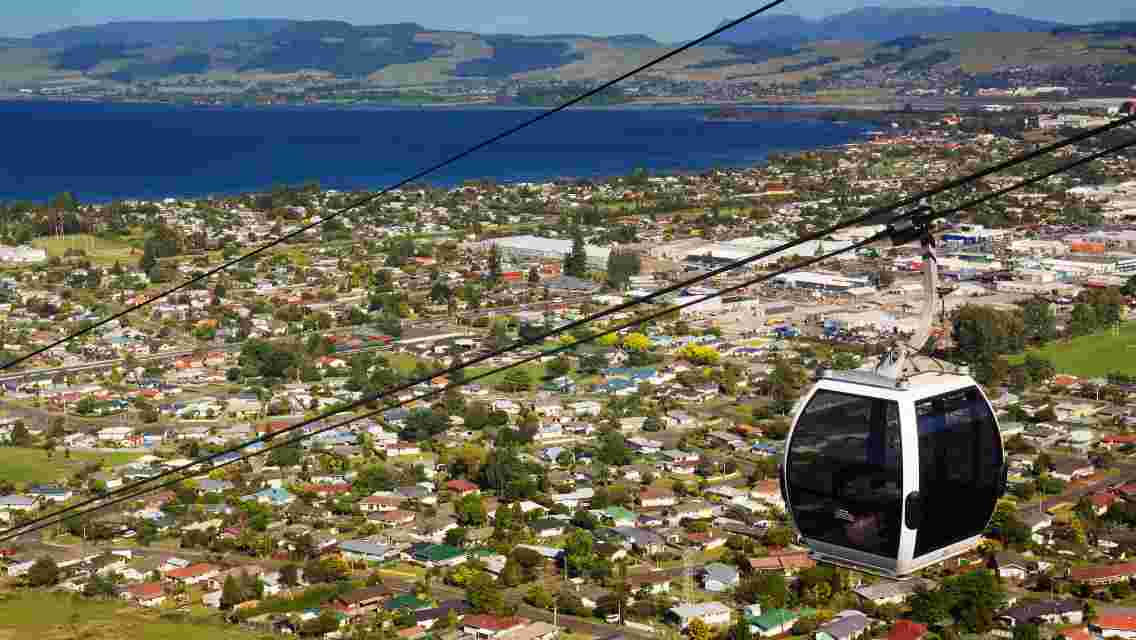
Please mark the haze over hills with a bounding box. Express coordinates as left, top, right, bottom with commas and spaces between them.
714, 6, 1062, 45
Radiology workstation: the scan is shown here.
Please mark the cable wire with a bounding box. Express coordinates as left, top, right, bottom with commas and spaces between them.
9, 130, 1135, 540
0, 0, 792, 373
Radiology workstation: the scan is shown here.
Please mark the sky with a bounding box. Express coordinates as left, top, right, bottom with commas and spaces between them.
4, 0, 1136, 41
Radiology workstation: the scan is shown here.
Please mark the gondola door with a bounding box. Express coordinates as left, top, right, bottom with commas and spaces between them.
911, 386, 1004, 561
787, 388, 904, 564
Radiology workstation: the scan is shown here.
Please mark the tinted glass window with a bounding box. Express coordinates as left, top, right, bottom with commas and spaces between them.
914, 386, 1003, 556
787, 390, 902, 558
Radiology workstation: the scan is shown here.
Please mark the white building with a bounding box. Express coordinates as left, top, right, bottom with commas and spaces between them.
670, 602, 733, 629
490, 235, 610, 270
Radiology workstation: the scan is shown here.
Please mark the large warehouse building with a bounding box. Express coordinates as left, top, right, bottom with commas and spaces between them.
490, 235, 611, 270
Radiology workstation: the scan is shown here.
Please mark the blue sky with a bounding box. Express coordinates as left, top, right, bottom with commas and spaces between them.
4, 1, 1135, 41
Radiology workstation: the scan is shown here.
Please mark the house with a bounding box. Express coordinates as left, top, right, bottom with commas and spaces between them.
0, 495, 38, 514
530, 519, 566, 539
625, 571, 673, 594
816, 611, 869, 640
123, 582, 166, 608
374, 510, 417, 527
408, 543, 467, 568
748, 609, 817, 637
1069, 562, 1136, 586
497, 621, 561, 640
1051, 459, 1095, 482
669, 602, 733, 629
462, 614, 529, 639
27, 485, 73, 502
888, 620, 928, 640
1094, 614, 1136, 639
241, 487, 295, 506
852, 578, 935, 606
750, 551, 816, 576
446, 479, 480, 497
334, 585, 394, 616
611, 527, 666, 555
414, 600, 472, 629
640, 488, 677, 509
601, 506, 638, 528
702, 562, 740, 592
994, 552, 1049, 581
1000, 600, 1083, 627
361, 495, 405, 513
165, 563, 219, 586
339, 540, 395, 564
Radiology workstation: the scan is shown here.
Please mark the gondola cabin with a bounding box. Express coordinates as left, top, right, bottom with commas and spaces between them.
782, 368, 1005, 577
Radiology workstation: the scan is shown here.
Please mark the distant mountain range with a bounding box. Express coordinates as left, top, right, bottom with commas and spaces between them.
715, 6, 1061, 45
0, 8, 1129, 90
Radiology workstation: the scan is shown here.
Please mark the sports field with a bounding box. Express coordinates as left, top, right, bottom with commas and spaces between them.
1009, 322, 1136, 378
0, 447, 141, 487
0, 592, 272, 640
31, 234, 139, 265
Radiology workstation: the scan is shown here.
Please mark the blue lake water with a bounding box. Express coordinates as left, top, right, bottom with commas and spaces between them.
0, 101, 870, 202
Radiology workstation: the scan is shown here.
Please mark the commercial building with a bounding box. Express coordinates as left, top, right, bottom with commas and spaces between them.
770, 271, 873, 294
490, 236, 610, 270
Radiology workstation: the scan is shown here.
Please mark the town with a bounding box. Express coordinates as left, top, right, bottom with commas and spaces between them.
3, 102, 1136, 640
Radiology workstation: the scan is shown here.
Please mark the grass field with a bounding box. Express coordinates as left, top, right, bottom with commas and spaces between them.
1008, 322, 1136, 378
0, 447, 141, 488
0, 592, 272, 640
31, 234, 139, 265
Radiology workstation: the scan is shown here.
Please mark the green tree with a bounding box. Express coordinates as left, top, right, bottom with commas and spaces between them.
499, 557, 524, 587
563, 226, 588, 278
1068, 303, 1098, 337
524, 585, 554, 610
27, 557, 59, 587
221, 574, 243, 609
455, 494, 488, 526
1020, 301, 1057, 343
501, 368, 533, 392
953, 305, 1025, 384
488, 244, 502, 285
466, 571, 506, 614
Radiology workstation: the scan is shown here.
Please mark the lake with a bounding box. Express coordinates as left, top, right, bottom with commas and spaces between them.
0, 101, 870, 202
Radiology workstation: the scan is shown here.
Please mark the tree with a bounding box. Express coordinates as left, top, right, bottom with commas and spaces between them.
524, 585, 554, 610
1068, 303, 1098, 337
280, 563, 300, 587
455, 494, 488, 526
623, 333, 652, 352
953, 305, 1025, 384
1023, 355, 1055, 385
1021, 301, 1057, 343
736, 573, 790, 609
765, 526, 795, 548
488, 244, 502, 285
735, 614, 754, 640
676, 344, 720, 365
606, 248, 642, 288
221, 574, 243, 609
499, 557, 524, 587
9, 420, 30, 446
687, 618, 712, 640
27, 557, 59, 587
547, 356, 572, 377
563, 226, 588, 278
304, 610, 340, 636
501, 368, 533, 392
466, 571, 506, 614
